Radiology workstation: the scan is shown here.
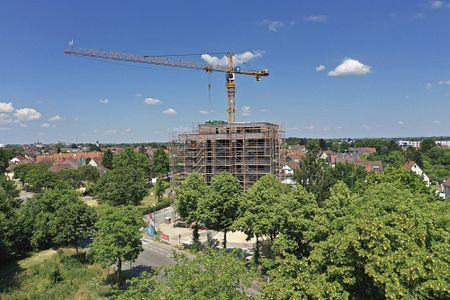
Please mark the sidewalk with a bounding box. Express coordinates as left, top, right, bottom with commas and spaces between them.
156, 223, 256, 250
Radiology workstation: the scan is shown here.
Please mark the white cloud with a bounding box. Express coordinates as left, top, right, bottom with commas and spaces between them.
0, 102, 14, 113
432, 120, 441, 124
144, 97, 162, 105
397, 121, 405, 125
431, 1, 444, 9
41, 123, 51, 128
199, 110, 209, 115
304, 15, 328, 22
162, 108, 177, 115
201, 50, 264, 67
14, 108, 42, 121
259, 20, 285, 32
0, 113, 13, 124
316, 64, 326, 72
260, 108, 270, 112
135, 93, 142, 97
426, 83, 433, 90
241, 106, 251, 116
438, 79, 450, 85
19, 123, 28, 128
98, 98, 109, 104
328, 58, 372, 76
49, 115, 62, 121
122, 128, 132, 134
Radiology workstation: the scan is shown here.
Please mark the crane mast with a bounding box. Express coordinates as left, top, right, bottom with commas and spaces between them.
64, 46, 268, 123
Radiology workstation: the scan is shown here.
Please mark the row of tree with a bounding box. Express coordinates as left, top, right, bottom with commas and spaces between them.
173, 164, 449, 298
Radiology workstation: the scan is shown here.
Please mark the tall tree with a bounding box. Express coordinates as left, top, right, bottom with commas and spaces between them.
152, 148, 170, 177
53, 198, 96, 254
153, 177, 166, 202
113, 147, 151, 176
199, 172, 241, 249
176, 172, 208, 251
90, 205, 144, 282
102, 149, 113, 169
93, 166, 147, 206
293, 148, 330, 202
420, 138, 436, 153
234, 174, 286, 263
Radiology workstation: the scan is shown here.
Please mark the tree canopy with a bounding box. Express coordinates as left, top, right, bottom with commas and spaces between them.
93, 166, 147, 206
89, 205, 144, 281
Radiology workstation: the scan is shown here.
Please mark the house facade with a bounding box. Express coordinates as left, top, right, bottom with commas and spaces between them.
404, 161, 431, 187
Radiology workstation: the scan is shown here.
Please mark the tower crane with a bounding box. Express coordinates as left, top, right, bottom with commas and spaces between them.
64, 45, 269, 123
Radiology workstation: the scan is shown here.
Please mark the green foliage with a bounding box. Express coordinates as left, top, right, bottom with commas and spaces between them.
422, 146, 450, 182
93, 166, 147, 206
102, 149, 114, 169
89, 205, 144, 281
235, 174, 287, 262
421, 138, 436, 153
141, 199, 171, 215
116, 250, 256, 300
382, 150, 406, 168
151, 148, 170, 177
52, 197, 96, 253
0, 147, 24, 173
153, 177, 167, 202
264, 179, 450, 299
113, 147, 151, 176
199, 172, 241, 248
293, 148, 330, 202
176, 172, 208, 250
0, 249, 113, 299
14, 163, 58, 192
18, 188, 95, 251
0, 178, 22, 261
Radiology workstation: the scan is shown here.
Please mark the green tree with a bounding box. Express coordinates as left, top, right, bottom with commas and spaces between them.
78, 165, 100, 183
117, 250, 256, 300
53, 198, 96, 254
273, 184, 322, 258
234, 174, 286, 263
0, 177, 23, 261
25, 166, 59, 192
151, 148, 170, 177
18, 188, 83, 250
102, 149, 113, 169
293, 147, 330, 202
176, 172, 208, 251
153, 177, 165, 202
199, 172, 241, 249
265, 183, 450, 299
90, 205, 144, 282
382, 150, 406, 168
420, 138, 436, 153
113, 147, 151, 176
93, 166, 147, 206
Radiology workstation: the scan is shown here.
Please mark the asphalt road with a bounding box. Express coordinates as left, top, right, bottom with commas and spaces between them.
121, 238, 176, 277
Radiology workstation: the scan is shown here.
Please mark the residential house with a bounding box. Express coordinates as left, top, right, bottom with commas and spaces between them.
5, 155, 34, 180
403, 161, 431, 187
48, 159, 79, 172
36, 151, 103, 164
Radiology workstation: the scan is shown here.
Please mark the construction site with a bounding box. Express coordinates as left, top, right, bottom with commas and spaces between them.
65, 46, 285, 189
170, 121, 284, 190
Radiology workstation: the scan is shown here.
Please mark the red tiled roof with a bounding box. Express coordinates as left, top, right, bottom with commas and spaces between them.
36, 151, 103, 163
403, 161, 416, 170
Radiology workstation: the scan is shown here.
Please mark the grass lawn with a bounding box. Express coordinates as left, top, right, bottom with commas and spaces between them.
0, 248, 114, 299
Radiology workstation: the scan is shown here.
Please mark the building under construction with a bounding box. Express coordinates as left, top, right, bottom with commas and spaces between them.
171, 121, 284, 190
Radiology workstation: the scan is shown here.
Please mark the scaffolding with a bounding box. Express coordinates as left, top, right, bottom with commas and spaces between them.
170, 122, 284, 190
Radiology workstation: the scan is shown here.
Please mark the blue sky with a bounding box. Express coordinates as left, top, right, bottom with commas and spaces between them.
1, 0, 450, 144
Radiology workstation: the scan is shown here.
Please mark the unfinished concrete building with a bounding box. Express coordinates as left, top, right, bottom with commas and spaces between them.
171, 122, 284, 190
